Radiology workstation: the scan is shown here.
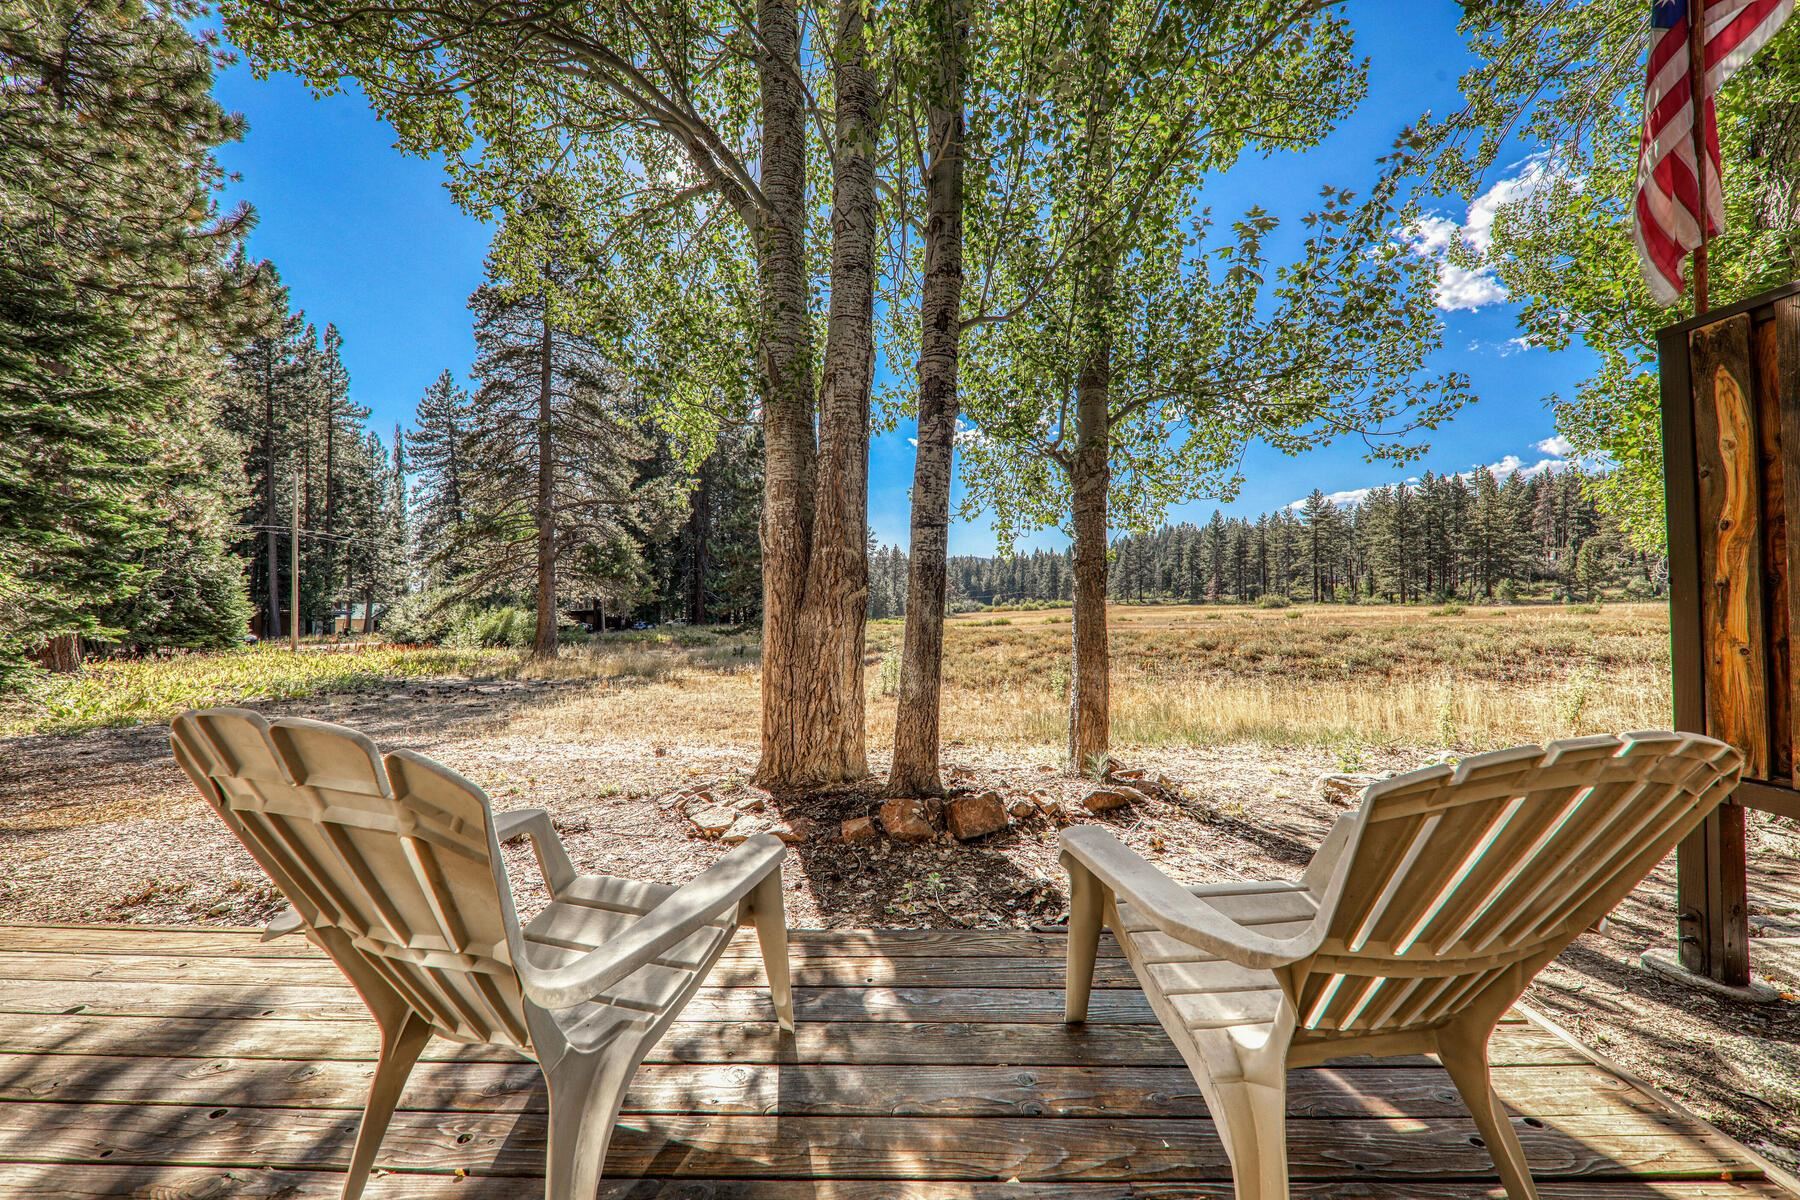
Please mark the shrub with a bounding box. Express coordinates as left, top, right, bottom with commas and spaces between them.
1257, 594, 1291, 609
381, 590, 461, 644
448, 605, 536, 649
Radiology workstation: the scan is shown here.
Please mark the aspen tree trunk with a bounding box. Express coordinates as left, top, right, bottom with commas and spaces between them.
889, 0, 967, 797
1067, 378, 1111, 774
753, 0, 878, 791
1065, 0, 1115, 775
533, 304, 558, 659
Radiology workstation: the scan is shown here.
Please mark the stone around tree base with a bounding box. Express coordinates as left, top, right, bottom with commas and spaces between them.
1641, 947, 1783, 1003
946, 792, 1009, 841
879, 798, 939, 843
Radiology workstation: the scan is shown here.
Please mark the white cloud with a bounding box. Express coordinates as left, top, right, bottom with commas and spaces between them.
1286, 486, 1381, 510
1401, 154, 1563, 313
1288, 440, 1578, 510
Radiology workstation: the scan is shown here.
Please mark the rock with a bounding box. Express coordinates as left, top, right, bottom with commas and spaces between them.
1081, 785, 1147, 813
841, 815, 878, 844
947, 792, 1009, 841
1319, 773, 1381, 806
879, 797, 939, 843
1007, 798, 1037, 819
687, 805, 737, 837
770, 818, 817, 844
720, 814, 765, 844
734, 794, 767, 813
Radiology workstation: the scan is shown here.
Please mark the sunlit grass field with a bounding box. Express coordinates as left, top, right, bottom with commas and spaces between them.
3, 603, 1672, 751
874, 602, 1673, 753
0, 643, 519, 737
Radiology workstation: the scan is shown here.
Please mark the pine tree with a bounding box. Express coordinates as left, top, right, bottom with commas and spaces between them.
1, 0, 267, 680
409, 369, 475, 588
455, 280, 677, 655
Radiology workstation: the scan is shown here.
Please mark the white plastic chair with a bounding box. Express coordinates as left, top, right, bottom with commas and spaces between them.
171, 707, 794, 1200
1061, 731, 1742, 1200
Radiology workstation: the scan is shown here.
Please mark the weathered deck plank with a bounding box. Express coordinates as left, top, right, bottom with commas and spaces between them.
0, 1167, 1788, 1199
0, 923, 1782, 1199
0, 1011, 1583, 1068
0, 1103, 1762, 1180
0, 1053, 1660, 1119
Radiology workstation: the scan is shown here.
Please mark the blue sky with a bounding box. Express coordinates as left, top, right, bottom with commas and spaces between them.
210, 2, 1598, 557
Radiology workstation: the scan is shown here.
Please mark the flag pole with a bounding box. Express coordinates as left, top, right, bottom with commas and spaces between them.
1687, 0, 1710, 314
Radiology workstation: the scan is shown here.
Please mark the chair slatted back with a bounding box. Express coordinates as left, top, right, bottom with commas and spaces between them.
172, 709, 533, 1049
1291, 731, 1740, 1039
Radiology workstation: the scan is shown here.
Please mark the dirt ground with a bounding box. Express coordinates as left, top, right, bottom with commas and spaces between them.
5, 671, 1800, 1168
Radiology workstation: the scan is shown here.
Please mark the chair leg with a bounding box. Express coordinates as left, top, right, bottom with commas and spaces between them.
341, 1011, 432, 1200
1438, 1024, 1540, 1200
749, 868, 794, 1031
1063, 855, 1104, 1023
543, 1051, 637, 1200
1208, 1070, 1289, 1200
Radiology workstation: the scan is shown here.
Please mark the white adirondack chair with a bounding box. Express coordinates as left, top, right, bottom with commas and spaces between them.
1061, 731, 1742, 1200
171, 708, 794, 1200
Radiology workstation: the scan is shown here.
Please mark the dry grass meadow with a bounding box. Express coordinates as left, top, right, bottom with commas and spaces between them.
488, 600, 1672, 757
3, 600, 1672, 751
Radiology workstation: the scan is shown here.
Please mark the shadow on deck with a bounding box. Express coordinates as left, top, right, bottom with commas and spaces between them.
0, 923, 1789, 1198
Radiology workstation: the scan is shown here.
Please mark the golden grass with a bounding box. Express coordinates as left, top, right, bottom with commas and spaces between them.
3, 603, 1673, 753
868, 602, 1671, 752
0, 643, 519, 736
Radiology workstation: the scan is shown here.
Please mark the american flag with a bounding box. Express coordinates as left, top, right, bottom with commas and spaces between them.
1635, 0, 1793, 305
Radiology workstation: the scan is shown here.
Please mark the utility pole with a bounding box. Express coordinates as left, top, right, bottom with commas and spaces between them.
290, 465, 301, 652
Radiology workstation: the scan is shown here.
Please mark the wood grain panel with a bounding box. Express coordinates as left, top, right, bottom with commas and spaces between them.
1756, 312, 1793, 780
1691, 314, 1770, 778
1774, 297, 1800, 788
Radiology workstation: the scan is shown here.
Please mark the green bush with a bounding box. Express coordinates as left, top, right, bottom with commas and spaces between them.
1256, 594, 1291, 609
448, 605, 536, 649
380, 590, 461, 645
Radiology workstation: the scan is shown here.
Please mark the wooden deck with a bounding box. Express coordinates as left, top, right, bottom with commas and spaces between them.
0, 923, 1790, 1198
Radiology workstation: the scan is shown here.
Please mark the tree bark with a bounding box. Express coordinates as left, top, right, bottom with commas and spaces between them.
1065, 0, 1115, 775
533, 303, 558, 659
1067, 360, 1112, 774
753, 0, 877, 791
889, 0, 967, 798
263, 352, 282, 641
688, 455, 710, 625
39, 633, 81, 674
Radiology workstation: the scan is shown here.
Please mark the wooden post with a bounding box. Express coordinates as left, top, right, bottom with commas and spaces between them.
1657, 284, 1800, 1002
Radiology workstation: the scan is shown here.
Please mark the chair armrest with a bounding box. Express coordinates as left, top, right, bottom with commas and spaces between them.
1300, 812, 1361, 893
1060, 827, 1324, 970
494, 808, 577, 897
260, 907, 305, 942
518, 834, 787, 1010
